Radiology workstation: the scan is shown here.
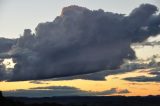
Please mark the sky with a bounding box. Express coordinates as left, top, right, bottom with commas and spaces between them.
0, 0, 160, 97
0, 0, 159, 38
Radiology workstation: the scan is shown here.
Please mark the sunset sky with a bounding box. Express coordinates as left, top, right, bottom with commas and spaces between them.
0, 0, 160, 97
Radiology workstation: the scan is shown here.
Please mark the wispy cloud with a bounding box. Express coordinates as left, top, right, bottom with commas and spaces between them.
3, 86, 130, 97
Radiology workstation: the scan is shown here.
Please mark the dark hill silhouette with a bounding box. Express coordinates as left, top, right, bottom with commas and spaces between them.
1, 91, 160, 106
0, 91, 63, 106
0, 91, 2, 98
0, 91, 4, 101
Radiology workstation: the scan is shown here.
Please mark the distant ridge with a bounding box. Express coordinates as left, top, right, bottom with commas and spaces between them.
3, 95, 160, 106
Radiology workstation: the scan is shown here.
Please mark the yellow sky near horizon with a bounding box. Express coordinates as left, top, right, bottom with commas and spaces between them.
0, 69, 160, 96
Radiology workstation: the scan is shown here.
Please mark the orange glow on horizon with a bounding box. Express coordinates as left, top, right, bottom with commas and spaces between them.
1, 69, 160, 96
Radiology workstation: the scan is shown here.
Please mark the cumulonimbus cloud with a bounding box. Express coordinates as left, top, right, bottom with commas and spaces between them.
0, 4, 160, 81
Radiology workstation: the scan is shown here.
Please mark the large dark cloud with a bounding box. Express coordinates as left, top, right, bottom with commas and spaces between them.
0, 38, 16, 54
0, 4, 160, 81
3, 86, 129, 97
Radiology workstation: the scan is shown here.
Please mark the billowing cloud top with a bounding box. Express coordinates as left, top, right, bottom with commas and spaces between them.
0, 4, 160, 81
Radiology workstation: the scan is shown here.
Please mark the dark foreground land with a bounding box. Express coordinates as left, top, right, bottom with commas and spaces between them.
1, 94, 160, 106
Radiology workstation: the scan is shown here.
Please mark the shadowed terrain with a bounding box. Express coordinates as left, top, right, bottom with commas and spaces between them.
1, 91, 160, 106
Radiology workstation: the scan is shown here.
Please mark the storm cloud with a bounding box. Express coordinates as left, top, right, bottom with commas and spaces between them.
0, 38, 16, 53
0, 4, 160, 81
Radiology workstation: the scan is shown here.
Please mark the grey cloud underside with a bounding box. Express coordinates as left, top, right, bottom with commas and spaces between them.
29, 80, 49, 84
124, 76, 160, 82
0, 4, 160, 81
29, 55, 160, 81
3, 86, 130, 97
43, 63, 149, 81
124, 67, 160, 82
123, 54, 160, 82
